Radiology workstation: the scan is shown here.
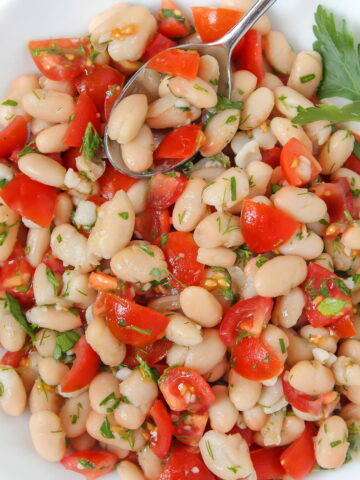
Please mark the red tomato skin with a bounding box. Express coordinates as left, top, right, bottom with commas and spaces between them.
280, 423, 317, 480
147, 173, 187, 210
304, 263, 352, 328
1, 173, 56, 228
148, 49, 200, 80
192, 7, 242, 43
0, 244, 35, 302
280, 138, 322, 186
104, 84, 123, 122
150, 400, 173, 459
98, 163, 138, 199
250, 447, 285, 480
261, 147, 282, 168
42, 248, 66, 274
154, 125, 205, 162
228, 425, 253, 446
135, 208, 171, 242
61, 336, 100, 393
171, 411, 208, 446
233, 336, 283, 381
241, 198, 300, 253
142, 33, 177, 62
94, 293, 169, 347
235, 30, 265, 81
219, 296, 273, 347
345, 153, 360, 175
329, 314, 356, 339
0, 349, 27, 368
156, 0, 192, 38
159, 366, 215, 413
124, 338, 172, 368
310, 181, 355, 223
0, 116, 28, 158
63, 92, 101, 147
61, 450, 118, 480
282, 372, 322, 415
160, 445, 215, 480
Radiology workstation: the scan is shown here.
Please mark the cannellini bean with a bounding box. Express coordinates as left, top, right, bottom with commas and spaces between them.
147, 294, 180, 313
0, 365, 27, 416
258, 378, 286, 413
38, 357, 69, 386
304, 120, 332, 149
331, 167, 360, 189
197, 247, 236, 268
278, 229, 324, 260
137, 446, 162, 480
204, 358, 229, 383
201, 109, 240, 157
30, 118, 54, 135
209, 385, 238, 433
221, 0, 271, 35
89, 372, 120, 415
300, 325, 337, 353
313, 253, 334, 272
121, 125, 154, 173
254, 415, 305, 447
338, 340, 360, 364
18, 153, 66, 187
70, 432, 97, 452
260, 409, 286, 446
166, 344, 188, 366
110, 244, 167, 283
29, 378, 62, 414
59, 391, 90, 438
35, 123, 69, 153
272, 186, 327, 223
89, 3, 129, 38
185, 329, 227, 375
324, 237, 360, 273
180, 287, 223, 327
194, 212, 244, 248
289, 360, 335, 395
32, 263, 59, 306
319, 130, 354, 174
333, 356, 360, 386
86, 316, 126, 367
274, 86, 313, 119
54, 193, 73, 226
243, 406, 268, 431
341, 402, 360, 421
287, 51, 322, 98
61, 270, 96, 308
231, 70, 257, 101
27, 306, 82, 332
285, 329, 314, 367
233, 138, 262, 169
270, 117, 312, 150
108, 94, 148, 144
191, 167, 228, 182
202, 167, 249, 211
342, 385, 360, 405
341, 226, 360, 250
261, 325, 289, 364
315, 416, 349, 469
0, 205, 20, 261
26, 227, 50, 268
158, 76, 172, 97
146, 95, 201, 129
272, 287, 305, 328
0, 74, 39, 125
0, 301, 27, 352
34, 329, 57, 357
228, 369, 262, 411
240, 88, 274, 130
172, 177, 207, 232
246, 160, 273, 197
165, 312, 202, 347
168, 76, 217, 109
88, 191, 135, 260
117, 461, 146, 480
39, 77, 75, 95
261, 72, 284, 90
127, 180, 148, 215
199, 430, 255, 480
51, 224, 96, 271
255, 255, 307, 297
22, 89, 74, 123
29, 410, 66, 461
198, 55, 220, 90
264, 30, 295, 74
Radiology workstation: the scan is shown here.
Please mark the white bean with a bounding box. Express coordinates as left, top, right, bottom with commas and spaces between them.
22, 89, 75, 123
201, 110, 240, 157
0, 365, 27, 416
194, 212, 244, 248
61, 269, 96, 308
121, 125, 154, 173
231, 70, 257, 101
137, 446, 162, 480
38, 357, 69, 386
27, 306, 82, 332
287, 51, 323, 98
168, 76, 217, 109
0, 205, 20, 261
29, 410, 66, 461
18, 153, 66, 188
261, 72, 284, 90
146, 95, 201, 129
338, 340, 360, 364
85, 316, 126, 367
261, 325, 289, 364
117, 461, 146, 480
197, 247, 236, 268
29, 378, 62, 414
279, 229, 324, 260
108, 94, 148, 144
221, 0, 271, 35
289, 360, 335, 395
254, 415, 305, 447
228, 369, 262, 411
240, 88, 274, 130
35, 123, 69, 153
285, 329, 314, 367
147, 294, 180, 313
173, 177, 208, 231
318, 130, 354, 174
315, 416, 349, 469
246, 160, 273, 197
54, 193, 73, 226
272, 287, 306, 328
300, 325, 337, 353
342, 385, 360, 406
198, 55, 220, 90
341, 226, 360, 250
264, 30, 295, 74
243, 406, 268, 431
0, 301, 26, 352
202, 167, 249, 211
59, 391, 90, 438
304, 120, 332, 149
185, 329, 227, 375
89, 372, 120, 414
340, 402, 360, 422
274, 86, 313, 119
26, 227, 50, 268
30, 119, 54, 135
333, 356, 360, 386
51, 224, 96, 271
32, 263, 59, 306
127, 179, 148, 215
39, 77, 75, 95
180, 287, 223, 327
260, 409, 286, 446
272, 186, 327, 223
35, 329, 57, 357
331, 167, 360, 190
166, 344, 188, 366
270, 117, 312, 150
0, 74, 39, 126
209, 385, 238, 433
165, 312, 202, 347
313, 253, 334, 272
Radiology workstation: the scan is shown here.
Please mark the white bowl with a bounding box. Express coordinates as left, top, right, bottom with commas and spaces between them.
0, 0, 359, 479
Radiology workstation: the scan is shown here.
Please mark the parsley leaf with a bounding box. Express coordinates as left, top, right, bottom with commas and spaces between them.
100, 417, 115, 439
81, 123, 103, 161
45, 267, 59, 294
5, 292, 36, 341
317, 298, 347, 316
53, 331, 80, 361
292, 102, 360, 126
78, 459, 95, 470
161, 8, 185, 22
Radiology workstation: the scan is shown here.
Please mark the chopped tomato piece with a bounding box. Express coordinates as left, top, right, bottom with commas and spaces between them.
233, 336, 283, 381
98, 163, 138, 199
159, 366, 215, 413
228, 425, 253, 446
192, 7, 242, 43
87, 194, 107, 206
28, 37, 90, 81
171, 411, 208, 446
261, 146, 282, 168
61, 336, 100, 393
147, 172, 187, 210
104, 84, 123, 122
334, 176, 357, 220
241, 198, 300, 253
159, 232, 205, 289
148, 49, 200, 80
61, 450, 118, 480
310, 181, 353, 223
62, 146, 81, 170
219, 296, 273, 347
0, 348, 27, 368
42, 248, 66, 275
124, 338, 172, 368
0, 244, 34, 302
142, 33, 177, 62
345, 153, 360, 175
63, 92, 101, 147
282, 371, 322, 415
135, 208, 171, 242
250, 447, 285, 480
149, 400, 173, 459
159, 445, 215, 480
280, 423, 317, 480
235, 30, 265, 81
1, 173, 56, 228
156, 0, 192, 39
303, 262, 353, 328
94, 293, 169, 347
0, 116, 28, 158
154, 125, 205, 162
280, 138, 322, 186
329, 314, 356, 339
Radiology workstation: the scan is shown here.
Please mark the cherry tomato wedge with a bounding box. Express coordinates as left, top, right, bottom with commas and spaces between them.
98, 163, 138, 199
0, 244, 34, 302
148, 49, 200, 80
303, 262, 353, 328
149, 400, 173, 459
345, 153, 360, 175
329, 314, 356, 339
142, 33, 177, 62
28, 37, 90, 81
250, 447, 285, 480
0, 348, 27, 368
280, 138, 322, 186
235, 30, 265, 82
94, 293, 169, 347
154, 125, 205, 163
241, 198, 300, 253
280, 423, 317, 480
229, 425, 254, 447
104, 84, 123, 122
156, 0, 192, 39
1, 173, 56, 228
160, 445, 215, 480
147, 172, 187, 210
61, 336, 100, 393
282, 371, 322, 415
192, 7, 242, 44
135, 208, 171, 242
63, 92, 101, 147
261, 146, 282, 168
159, 366, 215, 413
42, 248, 66, 275
0, 116, 28, 158
233, 336, 283, 381
124, 338, 172, 368
310, 181, 352, 223
171, 411, 208, 446
219, 296, 273, 347
61, 450, 118, 480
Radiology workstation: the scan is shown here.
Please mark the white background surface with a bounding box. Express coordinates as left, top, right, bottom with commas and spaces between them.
0, 0, 359, 478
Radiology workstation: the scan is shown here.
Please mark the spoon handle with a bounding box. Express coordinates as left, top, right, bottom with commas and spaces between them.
219, 0, 278, 53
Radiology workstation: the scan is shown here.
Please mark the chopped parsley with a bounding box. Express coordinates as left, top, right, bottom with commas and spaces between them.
81, 123, 103, 161
5, 292, 36, 341
317, 298, 347, 316
300, 73, 316, 84
118, 211, 129, 220
139, 245, 154, 257
45, 267, 59, 294
54, 330, 80, 361
161, 8, 185, 22
78, 459, 95, 470
100, 417, 115, 439
1, 99, 18, 106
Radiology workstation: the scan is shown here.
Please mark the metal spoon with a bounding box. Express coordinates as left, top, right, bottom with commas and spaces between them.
104, 0, 278, 178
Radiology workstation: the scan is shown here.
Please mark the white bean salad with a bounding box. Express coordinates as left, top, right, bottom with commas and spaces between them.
0, 0, 360, 479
